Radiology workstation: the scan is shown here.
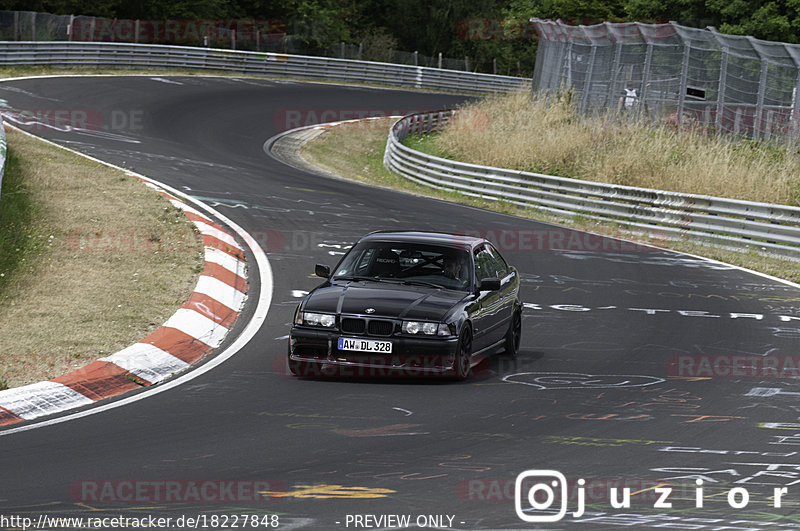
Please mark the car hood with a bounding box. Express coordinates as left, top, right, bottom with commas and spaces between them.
303, 281, 469, 321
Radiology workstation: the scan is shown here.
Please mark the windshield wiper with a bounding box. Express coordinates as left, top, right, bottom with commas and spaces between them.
398, 279, 444, 289
333, 275, 376, 282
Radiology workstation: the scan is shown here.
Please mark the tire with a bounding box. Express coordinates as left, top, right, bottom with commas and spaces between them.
453, 326, 473, 380
503, 309, 521, 358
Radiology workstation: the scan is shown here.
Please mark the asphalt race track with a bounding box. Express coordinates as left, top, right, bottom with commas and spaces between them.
2, 76, 800, 529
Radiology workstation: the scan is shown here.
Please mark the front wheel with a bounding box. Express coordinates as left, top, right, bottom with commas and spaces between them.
503, 309, 521, 358
453, 326, 473, 380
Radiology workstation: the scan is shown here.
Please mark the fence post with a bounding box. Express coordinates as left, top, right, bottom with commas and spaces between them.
608, 40, 623, 110
580, 45, 597, 114
438, 52, 442, 69
753, 44, 768, 141
414, 51, 418, 66
465, 56, 469, 71
68, 14, 74, 41
793, 76, 800, 144
677, 43, 691, 129
639, 41, 653, 120
564, 41, 573, 85
715, 47, 728, 134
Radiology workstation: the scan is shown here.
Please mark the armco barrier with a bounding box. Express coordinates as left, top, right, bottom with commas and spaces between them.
0, 41, 529, 95
384, 110, 800, 259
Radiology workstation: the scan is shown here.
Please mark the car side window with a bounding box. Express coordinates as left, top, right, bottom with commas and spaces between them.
486, 244, 509, 277
474, 247, 494, 282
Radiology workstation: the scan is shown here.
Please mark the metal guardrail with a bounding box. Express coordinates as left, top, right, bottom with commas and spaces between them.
0, 41, 529, 95
384, 110, 800, 259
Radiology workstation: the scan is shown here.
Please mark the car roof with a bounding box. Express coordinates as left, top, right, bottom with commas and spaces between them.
358, 231, 485, 250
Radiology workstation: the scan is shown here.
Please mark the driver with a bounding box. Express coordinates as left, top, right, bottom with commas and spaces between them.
443, 255, 462, 281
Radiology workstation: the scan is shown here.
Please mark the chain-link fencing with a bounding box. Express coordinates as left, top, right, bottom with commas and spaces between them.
531, 19, 800, 144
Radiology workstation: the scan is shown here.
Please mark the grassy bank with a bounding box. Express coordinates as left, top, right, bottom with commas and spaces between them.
428, 91, 800, 206
301, 117, 800, 284
0, 129, 203, 389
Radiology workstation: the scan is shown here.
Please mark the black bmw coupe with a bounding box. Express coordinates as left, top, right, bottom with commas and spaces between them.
288, 231, 521, 379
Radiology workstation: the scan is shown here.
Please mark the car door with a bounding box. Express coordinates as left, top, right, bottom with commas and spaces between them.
471, 244, 507, 352
485, 243, 518, 335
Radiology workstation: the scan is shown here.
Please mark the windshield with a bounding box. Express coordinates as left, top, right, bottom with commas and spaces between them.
332, 241, 472, 291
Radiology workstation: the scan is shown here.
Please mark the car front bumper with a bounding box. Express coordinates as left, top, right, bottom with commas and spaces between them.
288, 327, 460, 377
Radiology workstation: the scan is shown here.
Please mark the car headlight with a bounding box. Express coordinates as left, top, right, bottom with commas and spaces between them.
298, 312, 336, 328
402, 321, 450, 336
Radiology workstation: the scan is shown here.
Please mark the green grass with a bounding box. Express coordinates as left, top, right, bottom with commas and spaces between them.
0, 146, 36, 292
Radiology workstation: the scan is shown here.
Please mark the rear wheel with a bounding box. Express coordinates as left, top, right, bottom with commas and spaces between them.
503, 309, 521, 358
453, 326, 473, 380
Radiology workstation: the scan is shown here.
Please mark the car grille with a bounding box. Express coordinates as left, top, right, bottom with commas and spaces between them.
341, 318, 366, 334
340, 317, 395, 337
368, 320, 395, 336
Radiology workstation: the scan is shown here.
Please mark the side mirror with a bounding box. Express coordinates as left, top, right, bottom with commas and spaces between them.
478, 277, 501, 291
315, 264, 331, 278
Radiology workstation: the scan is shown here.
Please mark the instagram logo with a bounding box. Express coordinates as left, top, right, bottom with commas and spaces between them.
514, 470, 568, 522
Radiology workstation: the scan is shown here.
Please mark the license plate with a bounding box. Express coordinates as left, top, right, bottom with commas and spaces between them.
338, 337, 393, 353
